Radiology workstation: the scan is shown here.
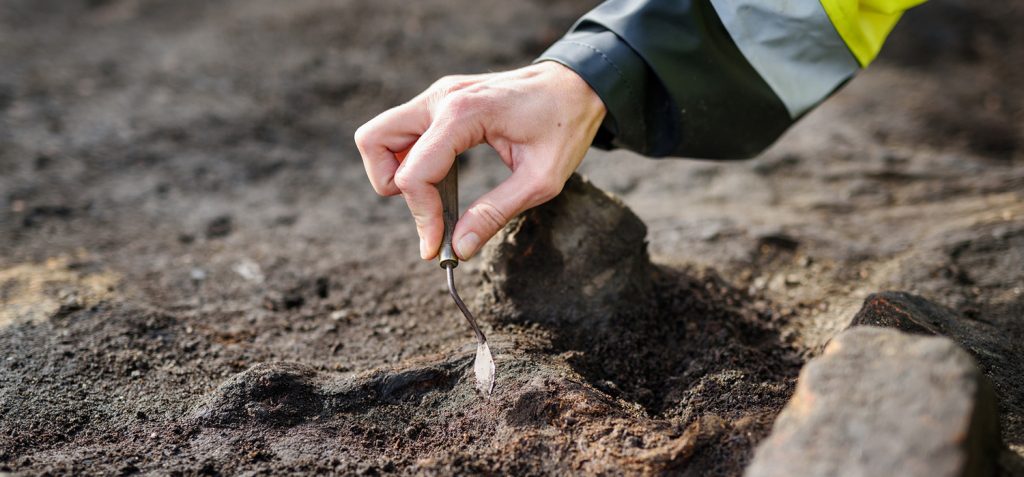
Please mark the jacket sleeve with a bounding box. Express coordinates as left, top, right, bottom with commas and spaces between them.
536, 0, 924, 159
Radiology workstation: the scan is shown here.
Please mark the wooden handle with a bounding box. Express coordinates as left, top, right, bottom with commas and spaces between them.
437, 161, 458, 269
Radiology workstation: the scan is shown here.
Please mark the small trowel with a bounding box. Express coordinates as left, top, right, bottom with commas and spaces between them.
437, 161, 495, 394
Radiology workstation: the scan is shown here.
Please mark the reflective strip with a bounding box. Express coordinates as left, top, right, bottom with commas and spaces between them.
820, 0, 925, 66
709, 0, 860, 119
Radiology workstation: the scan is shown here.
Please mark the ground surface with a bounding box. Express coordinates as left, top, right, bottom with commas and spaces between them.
0, 0, 1022, 475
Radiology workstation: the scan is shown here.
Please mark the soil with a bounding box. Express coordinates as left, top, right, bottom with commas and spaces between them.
1, 0, 1022, 475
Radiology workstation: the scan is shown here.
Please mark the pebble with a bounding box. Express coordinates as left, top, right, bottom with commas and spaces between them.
330, 310, 349, 321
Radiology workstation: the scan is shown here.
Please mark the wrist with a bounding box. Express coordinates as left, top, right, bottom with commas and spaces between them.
535, 60, 607, 128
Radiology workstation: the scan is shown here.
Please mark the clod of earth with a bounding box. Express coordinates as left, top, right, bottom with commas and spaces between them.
479, 173, 654, 326
746, 327, 1000, 477
190, 359, 468, 428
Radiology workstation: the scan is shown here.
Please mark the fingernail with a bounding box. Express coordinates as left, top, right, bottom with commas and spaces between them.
455, 232, 480, 259
419, 237, 429, 259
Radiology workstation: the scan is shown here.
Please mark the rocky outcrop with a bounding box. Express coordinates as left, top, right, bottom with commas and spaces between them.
746, 327, 1000, 477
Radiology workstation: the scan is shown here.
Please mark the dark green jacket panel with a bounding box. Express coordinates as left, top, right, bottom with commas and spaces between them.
538, 0, 793, 159
538, 27, 658, 153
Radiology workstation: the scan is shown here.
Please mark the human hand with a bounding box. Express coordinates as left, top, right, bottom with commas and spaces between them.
355, 61, 606, 261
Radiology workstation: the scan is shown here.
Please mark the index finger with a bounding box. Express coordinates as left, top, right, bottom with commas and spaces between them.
394, 110, 482, 259
354, 100, 431, 196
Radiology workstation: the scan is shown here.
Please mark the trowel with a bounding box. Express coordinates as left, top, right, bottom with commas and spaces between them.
437, 161, 495, 394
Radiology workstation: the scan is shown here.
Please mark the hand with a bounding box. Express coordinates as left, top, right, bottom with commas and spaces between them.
354, 62, 606, 261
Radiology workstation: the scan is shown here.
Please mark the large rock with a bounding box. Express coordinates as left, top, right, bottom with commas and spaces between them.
848, 291, 1024, 457
479, 174, 652, 325
746, 327, 1000, 477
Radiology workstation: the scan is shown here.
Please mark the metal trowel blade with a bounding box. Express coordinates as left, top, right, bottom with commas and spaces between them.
474, 341, 495, 394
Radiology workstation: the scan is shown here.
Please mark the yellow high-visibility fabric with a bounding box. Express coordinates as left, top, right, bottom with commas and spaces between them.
819, 0, 927, 66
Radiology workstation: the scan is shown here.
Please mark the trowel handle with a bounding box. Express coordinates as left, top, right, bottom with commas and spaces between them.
437, 160, 459, 269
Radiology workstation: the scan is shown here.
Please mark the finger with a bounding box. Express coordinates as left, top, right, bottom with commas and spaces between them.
354, 101, 430, 196
395, 108, 483, 260
452, 165, 562, 260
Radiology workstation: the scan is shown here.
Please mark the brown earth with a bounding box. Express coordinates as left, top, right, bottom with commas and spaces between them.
1, 0, 1022, 475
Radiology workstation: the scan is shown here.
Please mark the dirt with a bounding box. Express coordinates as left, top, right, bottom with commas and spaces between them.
1, 0, 1022, 475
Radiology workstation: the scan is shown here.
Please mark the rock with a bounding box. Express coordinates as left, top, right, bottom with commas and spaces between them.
847, 291, 1024, 452
746, 327, 1000, 477
479, 174, 652, 325
846, 291, 1016, 387
849, 291, 955, 335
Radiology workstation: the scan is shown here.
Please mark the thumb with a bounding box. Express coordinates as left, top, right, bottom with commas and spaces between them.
452, 167, 563, 260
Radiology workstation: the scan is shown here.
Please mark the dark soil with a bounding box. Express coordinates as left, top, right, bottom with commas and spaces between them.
1, 0, 1022, 475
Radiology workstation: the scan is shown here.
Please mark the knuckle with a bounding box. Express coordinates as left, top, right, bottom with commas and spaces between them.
442, 92, 475, 116
430, 75, 456, 93
408, 206, 438, 231
529, 175, 564, 203
431, 74, 470, 95
393, 169, 415, 191
353, 123, 375, 149
369, 179, 390, 196
472, 202, 508, 232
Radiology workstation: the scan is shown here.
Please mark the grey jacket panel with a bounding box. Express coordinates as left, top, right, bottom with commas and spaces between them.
710, 0, 859, 118
538, 0, 793, 159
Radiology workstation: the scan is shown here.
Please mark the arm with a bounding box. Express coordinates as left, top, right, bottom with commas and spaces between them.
354, 64, 606, 260
538, 0, 926, 159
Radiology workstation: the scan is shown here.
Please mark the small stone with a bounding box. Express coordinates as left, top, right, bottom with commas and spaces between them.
330, 310, 349, 321
754, 230, 800, 252
205, 215, 233, 239
746, 327, 1000, 477
282, 293, 305, 310
233, 259, 264, 283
